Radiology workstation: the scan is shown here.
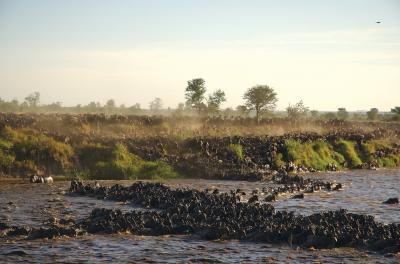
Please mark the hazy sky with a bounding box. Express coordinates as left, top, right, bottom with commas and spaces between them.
0, 0, 399, 111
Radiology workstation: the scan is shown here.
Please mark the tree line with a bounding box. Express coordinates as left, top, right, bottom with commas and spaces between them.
1, 78, 399, 121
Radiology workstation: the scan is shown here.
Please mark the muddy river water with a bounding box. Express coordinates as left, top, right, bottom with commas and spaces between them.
0, 169, 399, 263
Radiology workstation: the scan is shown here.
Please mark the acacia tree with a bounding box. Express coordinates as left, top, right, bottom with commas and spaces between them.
105, 99, 116, 113
367, 108, 379, 120
185, 78, 207, 113
24, 92, 40, 107
173, 103, 185, 116
286, 100, 309, 120
236, 105, 249, 117
310, 110, 319, 118
337, 107, 349, 120
243, 85, 278, 123
391, 107, 400, 115
128, 103, 141, 114
207, 89, 226, 115
106, 99, 115, 107
149, 97, 163, 112
391, 106, 400, 121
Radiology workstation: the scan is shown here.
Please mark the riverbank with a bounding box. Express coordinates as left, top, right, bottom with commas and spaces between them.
1, 113, 399, 180
1, 127, 399, 181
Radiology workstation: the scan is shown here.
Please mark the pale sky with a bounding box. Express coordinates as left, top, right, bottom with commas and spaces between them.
0, 0, 399, 111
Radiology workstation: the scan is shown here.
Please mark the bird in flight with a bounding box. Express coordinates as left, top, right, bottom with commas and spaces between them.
376, 21, 381, 24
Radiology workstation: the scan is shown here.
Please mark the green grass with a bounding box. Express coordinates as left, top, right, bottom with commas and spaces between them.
377, 157, 396, 167
14, 135, 73, 172
359, 139, 392, 162
79, 143, 178, 180
334, 140, 363, 168
282, 139, 344, 171
312, 141, 345, 167
75, 143, 113, 169
279, 138, 400, 171
0, 126, 73, 174
0, 126, 178, 179
0, 138, 15, 171
359, 142, 375, 162
377, 154, 400, 168
227, 143, 244, 160
273, 152, 285, 169
0, 150, 15, 171
137, 160, 178, 180
0, 139, 13, 150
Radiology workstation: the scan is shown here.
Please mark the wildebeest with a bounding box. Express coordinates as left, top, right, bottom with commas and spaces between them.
30, 174, 53, 183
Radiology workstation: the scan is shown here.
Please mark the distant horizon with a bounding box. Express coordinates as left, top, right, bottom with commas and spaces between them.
0, 92, 396, 113
1, 0, 399, 111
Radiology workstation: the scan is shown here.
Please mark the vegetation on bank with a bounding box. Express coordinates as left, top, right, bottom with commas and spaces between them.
277, 138, 400, 171
0, 125, 399, 180
75, 143, 177, 180
280, 140, 345, 171
227, 143, 244, 160
0, 126, 73, 175
0, 126, 178, 180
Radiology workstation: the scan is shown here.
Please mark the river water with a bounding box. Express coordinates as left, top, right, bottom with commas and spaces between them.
0, 169, 399, 263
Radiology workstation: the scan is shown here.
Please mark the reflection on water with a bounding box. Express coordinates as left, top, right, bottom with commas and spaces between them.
2, 235, 396, 264
1, 169, 399, 263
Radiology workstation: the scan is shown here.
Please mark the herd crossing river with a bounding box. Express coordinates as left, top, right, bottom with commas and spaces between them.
0, 169, 399, 263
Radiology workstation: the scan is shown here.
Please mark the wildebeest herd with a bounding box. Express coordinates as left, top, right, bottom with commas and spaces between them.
1, 175, 398, 254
